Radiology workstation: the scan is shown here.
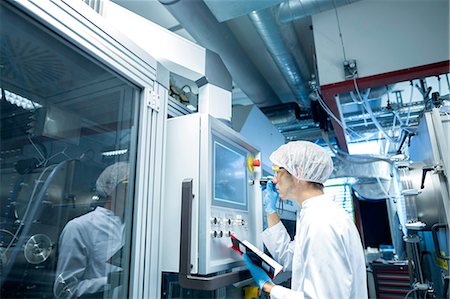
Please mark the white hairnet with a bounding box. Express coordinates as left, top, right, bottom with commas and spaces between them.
96, 162, 129, 197
269, 141, 333, 184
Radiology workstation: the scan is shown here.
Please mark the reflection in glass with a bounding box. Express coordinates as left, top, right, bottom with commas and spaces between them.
0, 3, 137, 298
213, 140, 247, 209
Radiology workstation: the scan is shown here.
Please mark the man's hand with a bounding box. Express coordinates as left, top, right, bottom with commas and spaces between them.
242, 253, 273, 291
261, 181, 279, 214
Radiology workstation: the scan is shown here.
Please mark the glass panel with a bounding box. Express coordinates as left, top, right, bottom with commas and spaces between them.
1, 4, 139, 298
212, 136, 247, 210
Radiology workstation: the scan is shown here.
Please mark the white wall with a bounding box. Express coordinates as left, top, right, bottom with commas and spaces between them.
232, 105, 285, 170
313, 0, 449, 86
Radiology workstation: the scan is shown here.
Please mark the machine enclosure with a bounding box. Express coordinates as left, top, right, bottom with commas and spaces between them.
162, 113, 263, 275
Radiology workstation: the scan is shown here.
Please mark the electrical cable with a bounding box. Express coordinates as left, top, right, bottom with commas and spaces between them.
353, 78, 400, 144
446, 73, 450, 92
438, 75, 442, 96
0, 229, 18, 242
43, 147, 71, 167
349, 91, 364, 105
393, 110, 405, 127
315, 90, 365, 140
406, 81, 414, 126
27, 135, 46, 163
332, 0, 347, 61
404, 288, 418, 299
4, 165, 53, 253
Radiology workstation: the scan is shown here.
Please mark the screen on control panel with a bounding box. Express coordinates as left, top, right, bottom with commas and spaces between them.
212, 136, 248, 210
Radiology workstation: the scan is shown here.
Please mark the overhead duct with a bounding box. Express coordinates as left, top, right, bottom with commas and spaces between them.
331, 158, 392, 200
260, 102, 310, 125
246, 0, 360, 109
249, 8, 311, 108
159, 0, 282, 108
277, 0, 360, 24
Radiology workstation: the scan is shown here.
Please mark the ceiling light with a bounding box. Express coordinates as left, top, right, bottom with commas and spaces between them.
0, 88, 42, 110
101, 149, 128, 157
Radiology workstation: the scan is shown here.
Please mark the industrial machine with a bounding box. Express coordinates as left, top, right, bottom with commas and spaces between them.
161, 113, 263, 290
392, 108, 450, 298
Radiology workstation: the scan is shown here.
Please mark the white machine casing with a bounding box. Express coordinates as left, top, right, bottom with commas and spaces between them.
162, 113, 263, 275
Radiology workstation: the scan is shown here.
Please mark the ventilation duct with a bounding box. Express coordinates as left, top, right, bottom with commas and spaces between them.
277, 0, 360, 24
159, 0, 282, 108
331, 158, 392, 200
261, 102, 310, 125
249, 8, 311, 107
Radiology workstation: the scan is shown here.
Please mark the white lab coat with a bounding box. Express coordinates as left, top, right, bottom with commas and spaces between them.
261, 194, 367, 299
54, 207, 124, 298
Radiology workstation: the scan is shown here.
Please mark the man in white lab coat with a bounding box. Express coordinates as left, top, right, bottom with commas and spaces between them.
54, 162, 129, 299
243, 141, 367, 298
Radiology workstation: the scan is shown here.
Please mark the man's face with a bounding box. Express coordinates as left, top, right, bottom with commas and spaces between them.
272, 166, 295, 200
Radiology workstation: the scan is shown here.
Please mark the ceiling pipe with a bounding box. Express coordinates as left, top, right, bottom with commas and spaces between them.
277, 0, 360, 24
249, 8, 311, 108
158, 0, 282, 108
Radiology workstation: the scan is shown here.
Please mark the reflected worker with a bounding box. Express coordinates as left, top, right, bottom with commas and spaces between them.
54, 162, 129, 299
243, 141, 367, 298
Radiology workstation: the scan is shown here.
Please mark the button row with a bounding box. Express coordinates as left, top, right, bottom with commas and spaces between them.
211, 230, 233, 238
211, 217, 246, 226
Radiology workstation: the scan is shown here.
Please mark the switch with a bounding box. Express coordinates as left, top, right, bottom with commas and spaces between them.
211, 217, 221, 225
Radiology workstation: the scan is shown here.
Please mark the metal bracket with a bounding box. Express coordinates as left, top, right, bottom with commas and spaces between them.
344, 59, 358, 79
403, 234, 421, 243
401, 189, 421, 196
146, 89, 160, 112
405, 221, 426, 230
179, 179, 251, 290
395, 161, 411, 168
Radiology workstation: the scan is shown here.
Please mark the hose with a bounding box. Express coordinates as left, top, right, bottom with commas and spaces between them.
353, 78, 400, 144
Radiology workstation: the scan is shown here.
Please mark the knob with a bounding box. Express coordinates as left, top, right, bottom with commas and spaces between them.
218, 231, 224, 238
211, 217, 220, 225
211, 231, 218, 238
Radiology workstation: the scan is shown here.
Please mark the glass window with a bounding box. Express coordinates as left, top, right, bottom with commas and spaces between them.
0, 4, 138, 298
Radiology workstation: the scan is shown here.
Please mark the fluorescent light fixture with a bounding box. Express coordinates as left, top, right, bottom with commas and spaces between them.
0, 88, 42, 110
101, 149, 128, 157
186, 104, 197, 112
348, 140, 381, 155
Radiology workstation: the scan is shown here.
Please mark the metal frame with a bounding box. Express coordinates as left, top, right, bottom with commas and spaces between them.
320, 60, 450, 152
179, 179, 251, 290
7, 1, 167, 298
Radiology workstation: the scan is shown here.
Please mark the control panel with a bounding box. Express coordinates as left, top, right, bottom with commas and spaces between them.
209, 212, 249, 240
